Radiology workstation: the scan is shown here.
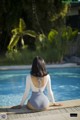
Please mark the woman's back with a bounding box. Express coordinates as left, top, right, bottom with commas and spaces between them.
30, 74, 49, 92
31, 75, 47, 88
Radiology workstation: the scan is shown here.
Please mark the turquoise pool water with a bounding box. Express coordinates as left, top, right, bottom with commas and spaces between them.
0, 67, 80, 106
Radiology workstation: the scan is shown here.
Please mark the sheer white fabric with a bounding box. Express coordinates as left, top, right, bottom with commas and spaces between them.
20, 74, 55, 106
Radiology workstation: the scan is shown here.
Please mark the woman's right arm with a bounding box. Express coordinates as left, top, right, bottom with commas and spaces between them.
46, 75, 63, 106
46, 75, 55, 103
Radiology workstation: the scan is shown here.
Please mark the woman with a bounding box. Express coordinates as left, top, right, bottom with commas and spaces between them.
12, 56, 62, 111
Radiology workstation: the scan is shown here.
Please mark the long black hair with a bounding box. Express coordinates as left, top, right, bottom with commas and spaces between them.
30, 56, 48, 77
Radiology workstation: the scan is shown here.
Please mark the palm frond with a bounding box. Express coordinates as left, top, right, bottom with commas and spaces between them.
23, 30, 37, 38
8, 34, 20, 50
21, 38, 24, 46
11, 28, 19, 34
19, 18, 26, 32
48, 29, 58, 42
38, 34, 46, 42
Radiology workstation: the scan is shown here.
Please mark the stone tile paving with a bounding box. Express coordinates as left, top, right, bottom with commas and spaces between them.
0, 99, 80, 120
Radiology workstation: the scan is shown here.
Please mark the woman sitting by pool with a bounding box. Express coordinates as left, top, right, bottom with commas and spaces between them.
12, 56, 62, 111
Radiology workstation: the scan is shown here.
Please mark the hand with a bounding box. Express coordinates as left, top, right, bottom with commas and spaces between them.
53, 103, 63, 106
11, 105, 22, 109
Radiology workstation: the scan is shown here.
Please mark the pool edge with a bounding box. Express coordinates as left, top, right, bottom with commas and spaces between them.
0, 63, 80, 70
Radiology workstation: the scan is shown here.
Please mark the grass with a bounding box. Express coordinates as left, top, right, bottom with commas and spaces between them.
0, 49, 60, 66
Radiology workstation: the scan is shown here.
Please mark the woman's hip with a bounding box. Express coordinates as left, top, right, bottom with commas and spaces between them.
27, 101, 49, 111
27, 92, 49, 110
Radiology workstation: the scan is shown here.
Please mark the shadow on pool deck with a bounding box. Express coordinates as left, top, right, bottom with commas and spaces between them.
0, 106, 31, 114
0, 99, 80, 115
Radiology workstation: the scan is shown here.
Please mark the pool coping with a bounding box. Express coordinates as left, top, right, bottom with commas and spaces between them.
0, 99, 80, 113
0, 63, 80, 70
0, 99, 80, 116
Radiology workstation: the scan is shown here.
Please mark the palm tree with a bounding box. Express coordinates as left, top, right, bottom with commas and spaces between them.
8, 18, 37, 51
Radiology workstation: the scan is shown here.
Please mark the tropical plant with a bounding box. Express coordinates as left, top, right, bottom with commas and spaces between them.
7, 18, 37, 51
0, 0, 70, 54
48, 29, 58, 43
47, 26, 78, 62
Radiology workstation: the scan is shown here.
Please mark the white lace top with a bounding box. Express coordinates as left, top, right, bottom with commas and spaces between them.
20, 74, 55, 106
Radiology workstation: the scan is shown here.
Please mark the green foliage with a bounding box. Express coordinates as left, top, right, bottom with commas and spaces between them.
8, 18, 37, 51
47, 26, 78, 62
8, 34, 20, 50
33, 0, 70, 32
0, 0, 75, 64
38, 34, 46, 42
5, 49, 41, 65
61, 26, 78, 42
6, 49, 22, 61
61, 26, 72, 40
23, 30, 37, 37
0, 0, 70, 54
60, 4, 69, 18
4, 48, 62, 65
4, 25, 78, 65
35, 33, 49, 51
71, 30, 78, 39
50, 4, 69, 21
19, 18, 26, 32
48, 29, 58, 42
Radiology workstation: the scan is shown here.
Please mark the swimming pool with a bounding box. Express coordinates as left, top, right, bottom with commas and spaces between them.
0, 67, 80, 106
